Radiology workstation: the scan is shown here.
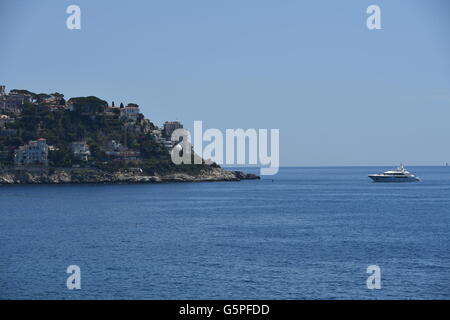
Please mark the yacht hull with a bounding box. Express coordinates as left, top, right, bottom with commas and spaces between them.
368, 175, 420, 183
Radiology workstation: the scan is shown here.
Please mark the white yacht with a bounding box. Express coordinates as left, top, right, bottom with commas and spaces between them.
368, 164, 420, 182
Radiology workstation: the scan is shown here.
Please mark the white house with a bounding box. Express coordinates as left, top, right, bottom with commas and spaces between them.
14, 138, 49, 166
70, 141, 91, 161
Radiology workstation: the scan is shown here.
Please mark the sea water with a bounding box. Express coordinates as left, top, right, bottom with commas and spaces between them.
0, 167, 449, 299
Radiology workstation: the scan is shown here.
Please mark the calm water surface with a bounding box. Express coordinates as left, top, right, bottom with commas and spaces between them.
0, 167, 449, 299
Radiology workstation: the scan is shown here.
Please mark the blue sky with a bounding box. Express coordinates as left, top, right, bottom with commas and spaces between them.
1, 0, 449, 166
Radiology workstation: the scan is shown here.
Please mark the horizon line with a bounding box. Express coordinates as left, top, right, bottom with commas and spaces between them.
222, 164, 449, 168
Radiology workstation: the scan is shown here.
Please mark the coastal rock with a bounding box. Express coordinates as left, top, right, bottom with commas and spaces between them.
0, 167, 259, 184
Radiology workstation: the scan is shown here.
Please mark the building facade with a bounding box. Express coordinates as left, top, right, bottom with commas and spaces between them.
70, 141, 91, 161
14, 139, 49, 166
163, 121, 183, 139
104, 104, 140, 121
121, 105, 140, 121
0, 86, 33, 114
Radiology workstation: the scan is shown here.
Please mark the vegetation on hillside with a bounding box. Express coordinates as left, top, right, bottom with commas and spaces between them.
0, 96, 216, 174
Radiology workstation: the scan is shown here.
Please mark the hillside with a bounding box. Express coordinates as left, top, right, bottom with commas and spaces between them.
0, 91, 259, 183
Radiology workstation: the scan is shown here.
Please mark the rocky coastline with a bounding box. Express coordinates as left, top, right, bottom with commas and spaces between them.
0, 167, 259, 184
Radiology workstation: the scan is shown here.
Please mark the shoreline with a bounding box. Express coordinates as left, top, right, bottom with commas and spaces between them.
0, 167, 260, 185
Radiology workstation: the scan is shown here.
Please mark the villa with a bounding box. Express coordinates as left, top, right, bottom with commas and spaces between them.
14, 138, 49, 166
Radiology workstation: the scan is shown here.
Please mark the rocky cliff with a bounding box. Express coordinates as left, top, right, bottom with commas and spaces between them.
0, 167, 259, 184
